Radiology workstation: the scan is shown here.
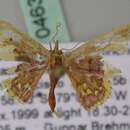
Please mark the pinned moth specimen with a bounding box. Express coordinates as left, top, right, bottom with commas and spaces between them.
0, 21, 129, 112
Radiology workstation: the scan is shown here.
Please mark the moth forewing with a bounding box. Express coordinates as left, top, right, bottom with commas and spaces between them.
0, 20, 49, 62
67, 24, 130, 62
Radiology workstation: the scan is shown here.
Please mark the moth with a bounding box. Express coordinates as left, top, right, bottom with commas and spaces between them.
0, 21, 129, 112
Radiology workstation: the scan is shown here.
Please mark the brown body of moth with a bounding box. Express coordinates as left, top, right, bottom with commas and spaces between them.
48, 41, 65, 112
0, 21, 129, 112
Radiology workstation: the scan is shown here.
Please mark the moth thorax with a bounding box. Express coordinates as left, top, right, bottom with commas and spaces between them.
52, 52, 63, 66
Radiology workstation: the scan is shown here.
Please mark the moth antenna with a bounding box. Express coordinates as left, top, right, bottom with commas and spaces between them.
61, 42, 81, 52
49, 42, 52, 50
51, 23, 62, 43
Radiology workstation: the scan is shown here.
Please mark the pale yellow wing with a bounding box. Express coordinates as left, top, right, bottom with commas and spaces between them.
0, 21, 49, 62
67, 24, 130, 61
